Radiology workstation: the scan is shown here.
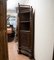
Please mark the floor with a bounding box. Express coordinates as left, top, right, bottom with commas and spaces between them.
8, 41, 30, 60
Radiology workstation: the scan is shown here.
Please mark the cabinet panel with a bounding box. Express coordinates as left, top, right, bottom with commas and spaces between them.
20, 31, 30, 47
19, 7, 30, 13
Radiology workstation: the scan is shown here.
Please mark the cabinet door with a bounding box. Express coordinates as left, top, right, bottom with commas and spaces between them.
0, 0, 8, 60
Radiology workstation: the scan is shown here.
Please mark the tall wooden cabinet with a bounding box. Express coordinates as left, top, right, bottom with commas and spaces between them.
0, 0, 8, 60
17, 4, 35, 60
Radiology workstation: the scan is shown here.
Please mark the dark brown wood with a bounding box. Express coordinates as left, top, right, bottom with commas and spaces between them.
0, 0, 8, 60
17, 4, 35, 60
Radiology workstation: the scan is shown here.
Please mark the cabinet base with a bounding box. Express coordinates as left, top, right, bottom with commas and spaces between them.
18, 49, 35, 60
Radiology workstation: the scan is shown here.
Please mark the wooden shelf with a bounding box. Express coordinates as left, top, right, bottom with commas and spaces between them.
20, 21, 30, 23
20, 10, 30, 13
20, 30, 30, 32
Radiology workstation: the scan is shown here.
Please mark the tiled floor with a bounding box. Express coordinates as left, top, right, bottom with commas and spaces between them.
8, 41, 30, 60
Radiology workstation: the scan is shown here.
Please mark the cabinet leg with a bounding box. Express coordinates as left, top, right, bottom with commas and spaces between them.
18, 50, 21, 54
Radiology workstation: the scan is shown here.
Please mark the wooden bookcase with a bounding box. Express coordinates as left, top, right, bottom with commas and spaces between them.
17, 4, 35, 60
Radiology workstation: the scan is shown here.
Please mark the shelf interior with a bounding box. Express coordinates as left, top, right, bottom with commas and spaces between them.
20, 12, 30, 21
20, 22, 30, 30
20, 21, 30, 23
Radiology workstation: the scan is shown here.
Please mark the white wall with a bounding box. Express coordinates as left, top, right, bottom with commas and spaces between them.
7, 0, 29, 10
53, 0, 54, 49
27, 0, 54, 60
35, 0, 54, 60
